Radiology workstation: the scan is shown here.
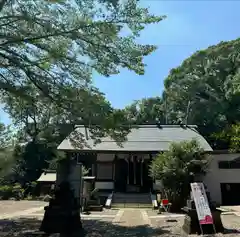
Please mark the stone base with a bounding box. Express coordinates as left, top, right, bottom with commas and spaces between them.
84, 205, 103, 212
40, 206, 84, 235
182, 209, 224, 235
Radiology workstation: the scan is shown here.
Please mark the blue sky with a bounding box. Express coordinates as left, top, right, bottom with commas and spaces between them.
1, 0, 240, 125
94, 0, 240, 108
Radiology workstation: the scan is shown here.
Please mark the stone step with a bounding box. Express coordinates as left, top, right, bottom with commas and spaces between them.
114, 193, 149, 197
112, 203, 152, 208
114, 196, 150, 199
84, 205, 103, 212
113, 199, 151, 204
113, 194, 151, 198
113, 200, 151, 203
112, 193, 152, 208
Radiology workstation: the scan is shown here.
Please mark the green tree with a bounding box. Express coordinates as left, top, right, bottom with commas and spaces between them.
0, 122, 15, 182
0, 0, 164, 102
215, 123, 240, 153
1, 83, 130, 184
149, 139, 210, 210
163, 38, 240, 148
124, 97, 166, 124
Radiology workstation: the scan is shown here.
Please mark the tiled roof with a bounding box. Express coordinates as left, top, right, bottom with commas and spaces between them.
57, 125, 212, 152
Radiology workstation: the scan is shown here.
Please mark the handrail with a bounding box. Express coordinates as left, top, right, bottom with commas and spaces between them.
150, 189, 158, 209
105, 191, 114, 208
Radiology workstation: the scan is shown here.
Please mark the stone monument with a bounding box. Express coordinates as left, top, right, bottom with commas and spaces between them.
40, 158, 84, 237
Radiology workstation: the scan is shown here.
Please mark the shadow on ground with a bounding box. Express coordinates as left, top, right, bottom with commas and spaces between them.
0, 217, 170, 237
224, 228, 240, 234
1, 217, 240, 236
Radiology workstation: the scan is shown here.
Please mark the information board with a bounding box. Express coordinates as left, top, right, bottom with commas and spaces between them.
190, 182, 213, 225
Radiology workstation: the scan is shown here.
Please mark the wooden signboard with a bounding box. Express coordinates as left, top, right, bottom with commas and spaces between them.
190, 182, 216, 234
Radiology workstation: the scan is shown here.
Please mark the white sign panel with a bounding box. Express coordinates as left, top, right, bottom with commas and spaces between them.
190, 182, 213, 225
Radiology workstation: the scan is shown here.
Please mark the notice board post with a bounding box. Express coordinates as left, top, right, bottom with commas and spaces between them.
190, 182, 216, 235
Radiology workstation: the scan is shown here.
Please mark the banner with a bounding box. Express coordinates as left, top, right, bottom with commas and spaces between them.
190, 182, 213, 225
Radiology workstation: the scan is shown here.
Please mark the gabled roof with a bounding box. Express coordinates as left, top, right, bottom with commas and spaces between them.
57, 125, 212, 152
37, 172, 56, 182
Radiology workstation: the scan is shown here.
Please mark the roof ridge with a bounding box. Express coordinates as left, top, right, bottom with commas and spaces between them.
75, 124, 198, 128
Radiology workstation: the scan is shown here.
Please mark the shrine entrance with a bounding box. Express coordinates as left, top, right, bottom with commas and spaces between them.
115, 155, 152, 193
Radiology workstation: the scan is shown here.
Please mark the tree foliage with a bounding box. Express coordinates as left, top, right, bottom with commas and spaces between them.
149, 139, 210, 209
215, 123, 240, 153
122, 38, 240, 149
164, 39, 240, 147
0, 0, 164, 102
0, 0, 164, 152
0, 82, 131, 184
124, 97, 166, 124
0, 122, 15, 182
0, 0, 165, 185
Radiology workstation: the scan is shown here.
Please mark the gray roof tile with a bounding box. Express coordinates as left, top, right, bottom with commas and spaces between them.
57, 125, 212, 152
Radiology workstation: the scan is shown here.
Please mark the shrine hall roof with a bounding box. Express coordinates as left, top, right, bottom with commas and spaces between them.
57, 125, 212, 152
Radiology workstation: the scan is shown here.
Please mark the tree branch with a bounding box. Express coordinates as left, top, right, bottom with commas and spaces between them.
0, 0, 7, 12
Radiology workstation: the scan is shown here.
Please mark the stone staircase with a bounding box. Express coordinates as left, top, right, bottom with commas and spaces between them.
111, 193, 152, 208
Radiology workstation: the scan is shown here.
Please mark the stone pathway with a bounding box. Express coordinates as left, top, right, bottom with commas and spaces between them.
0, 205, 183, 236
0, 201, 46, 217
102, 209, 155, 236
117, 209, 149, 226
0, 206, 45, 220
219, 206, 240, 217
1, 206, 240, 237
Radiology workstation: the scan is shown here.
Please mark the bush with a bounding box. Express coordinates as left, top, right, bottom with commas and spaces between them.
0, 185, 13, 199
43, 194, 52, 202
25, 194, 33, 200
0, 183, 24, 200
149, 139, 210, 211
24, 181, 38, 196
12, 183, 24, 200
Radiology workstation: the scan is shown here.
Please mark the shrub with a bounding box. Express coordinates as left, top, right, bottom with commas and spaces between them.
0, 183, 24, 200
25, 194, 33, 200
43, 194, 52, 202
149, 139, 210, 211
0, 185, 13, 199
24, 181, 38, 196
12, 183, 24, 200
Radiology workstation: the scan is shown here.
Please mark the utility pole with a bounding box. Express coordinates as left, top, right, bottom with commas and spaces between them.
185, 100, 191, 125
165, 99, 168, 125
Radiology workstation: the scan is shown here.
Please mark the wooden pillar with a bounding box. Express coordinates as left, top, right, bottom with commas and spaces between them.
113, 155, 116, 180
149, 153, 154, 190
141, 158, 143, 187
127, 157, 130, 185
125, 156, 130, 185
134, 156, 136, 185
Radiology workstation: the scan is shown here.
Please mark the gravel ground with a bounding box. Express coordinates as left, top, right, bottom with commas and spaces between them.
150, 214, 240, 237
29, 208, 119, 216
0, 212, 240, 236
0, 201, 46, 216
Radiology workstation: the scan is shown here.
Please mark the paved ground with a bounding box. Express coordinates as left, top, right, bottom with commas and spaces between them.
220, 206, 240, 215
1, 201, 240, 236
0, 200, 46, 217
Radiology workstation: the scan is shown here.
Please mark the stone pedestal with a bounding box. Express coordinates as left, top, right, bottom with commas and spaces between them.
182, 200, 224, 235
40, 181, 85, 236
